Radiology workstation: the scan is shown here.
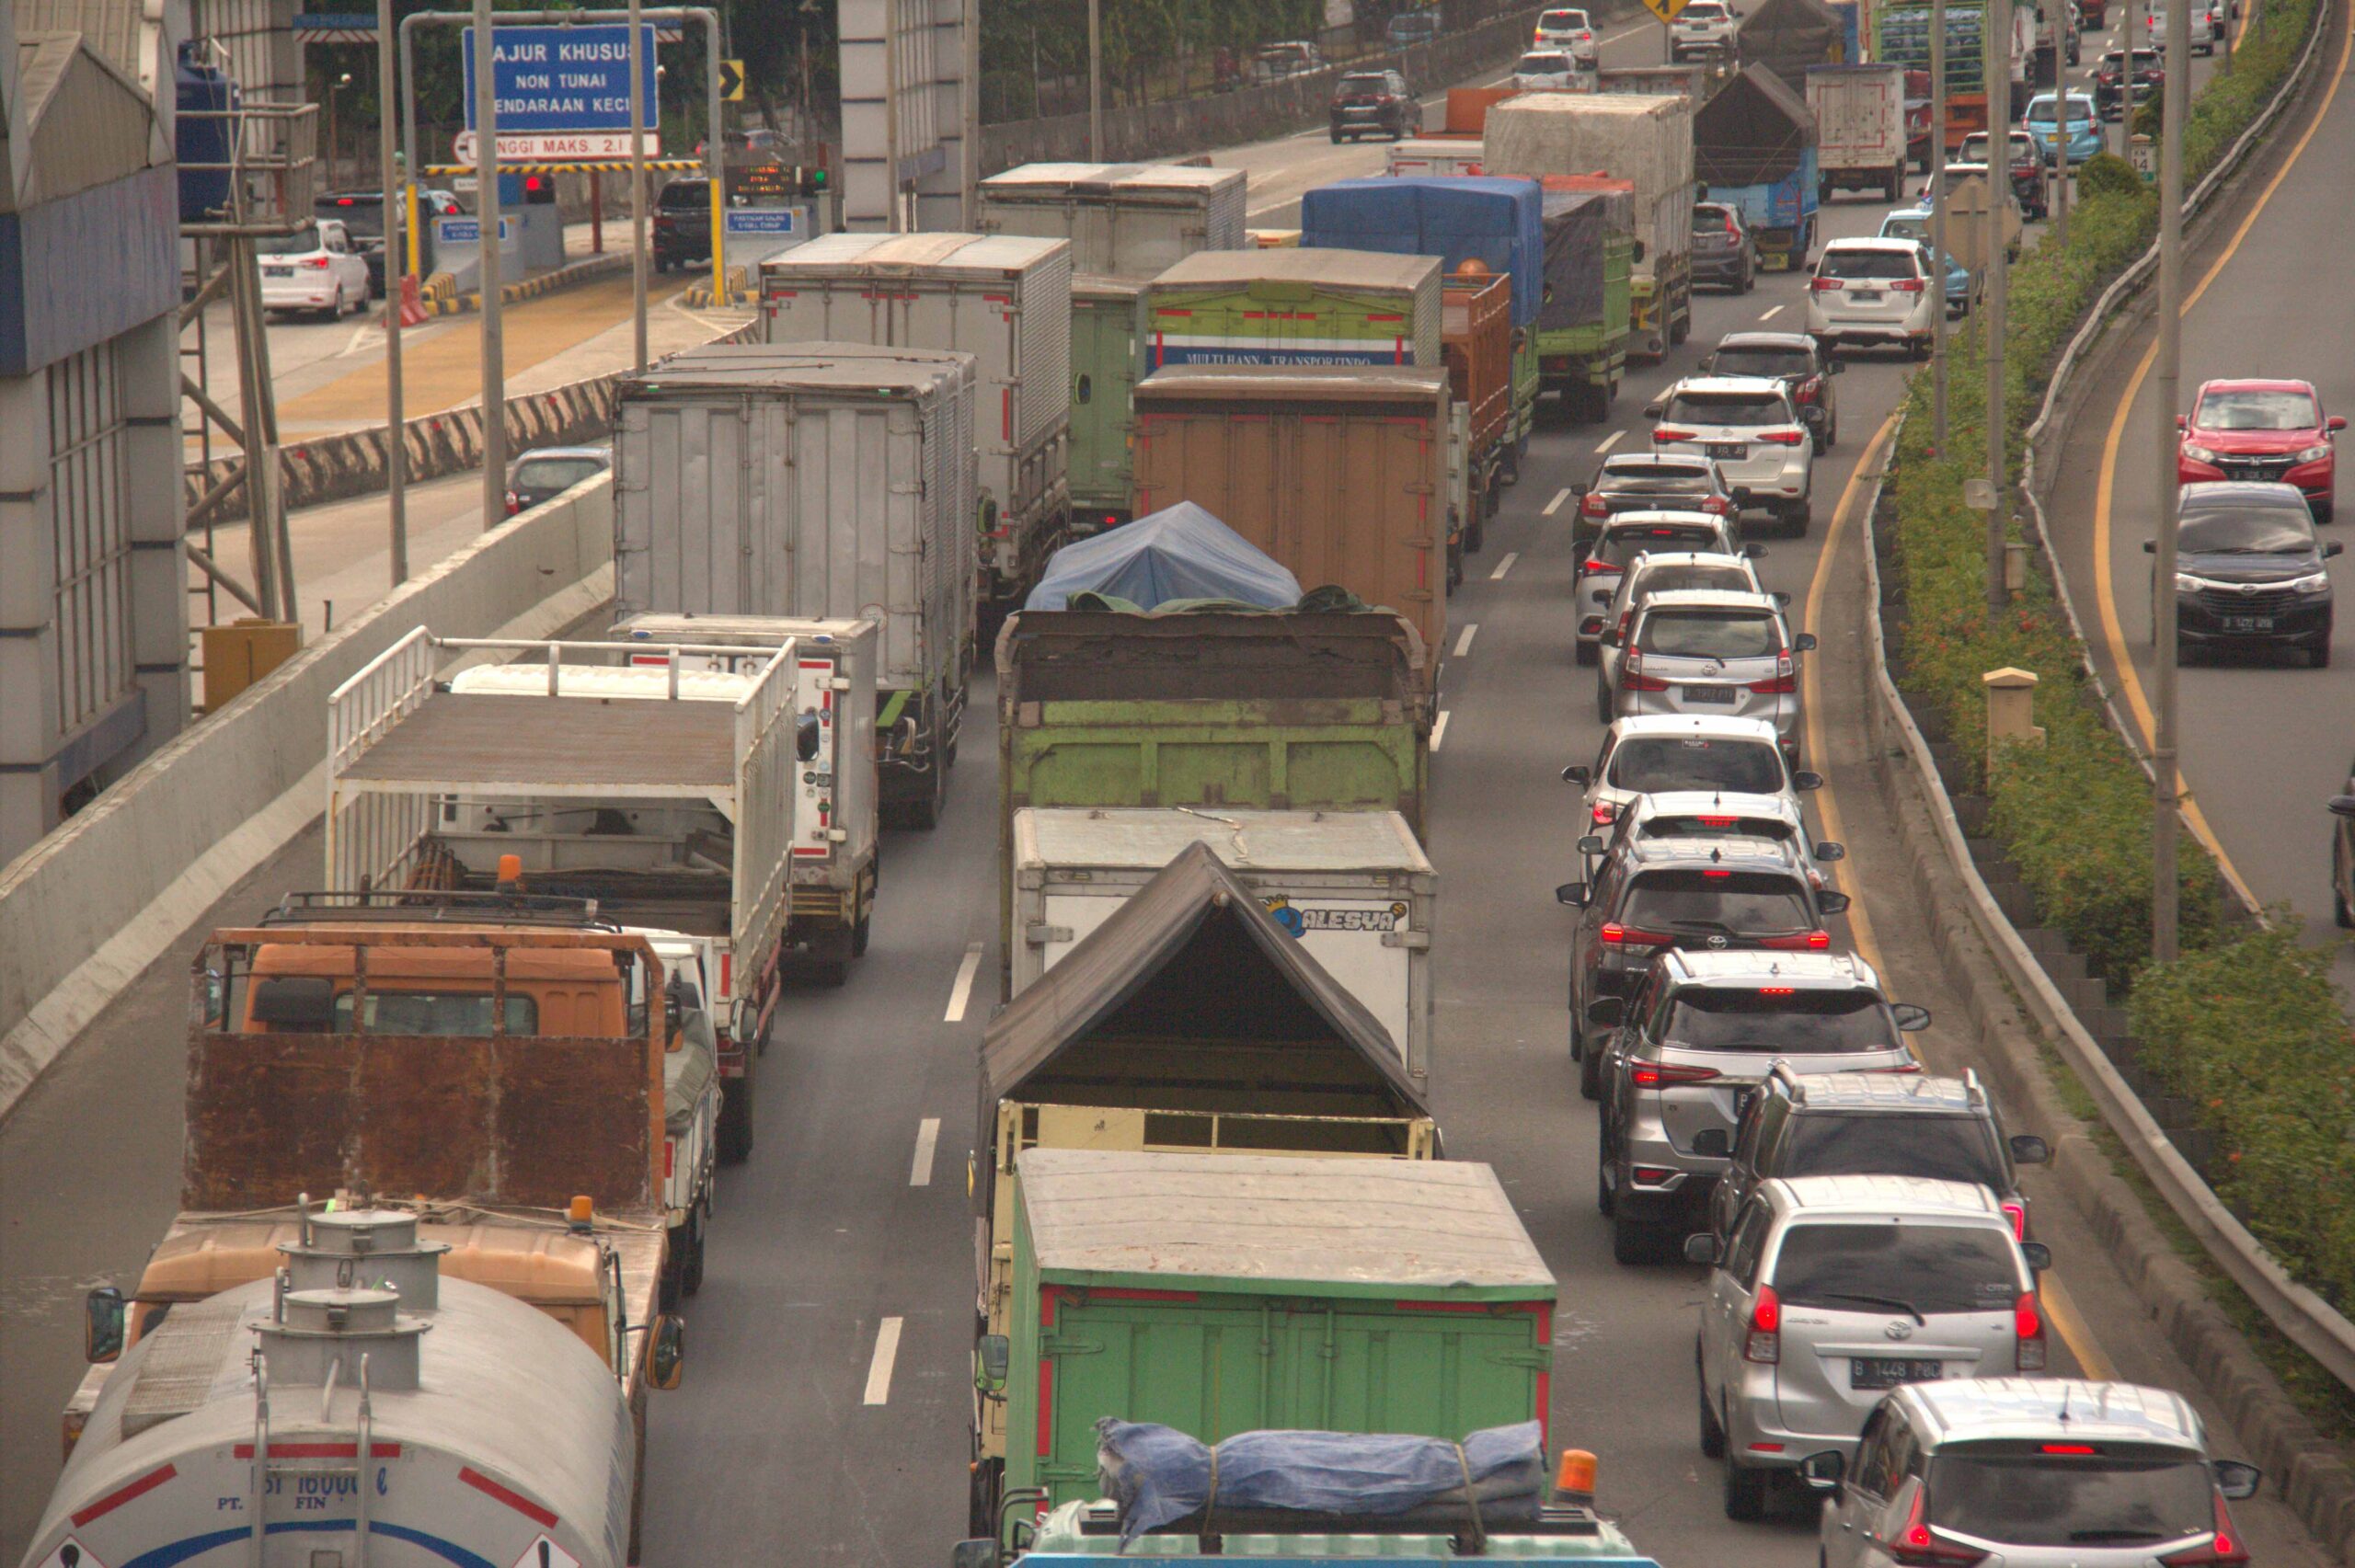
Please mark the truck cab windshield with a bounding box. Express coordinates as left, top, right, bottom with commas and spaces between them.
332, 991, 539, 1036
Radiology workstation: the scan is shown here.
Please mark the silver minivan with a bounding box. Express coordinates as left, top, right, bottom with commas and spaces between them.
1610, 589, 1818, 762
1689, 1175, 2052, 1521
1595, 552, 1772, 721
1574, 512, 1750, 665
1809, 1379, 2261, 1568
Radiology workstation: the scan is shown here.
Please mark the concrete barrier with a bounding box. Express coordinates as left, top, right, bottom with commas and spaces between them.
0, 477, 620, 1117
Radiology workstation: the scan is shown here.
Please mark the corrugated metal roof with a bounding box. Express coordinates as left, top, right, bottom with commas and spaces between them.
1151, 246, 1441, 292
983, 162, 1245, 198
1016, 1149, 1554, 1293
765, 229, 1071, 276
17, 0, 150, 89
10, 29, 160, 210
625, 340, 974, 395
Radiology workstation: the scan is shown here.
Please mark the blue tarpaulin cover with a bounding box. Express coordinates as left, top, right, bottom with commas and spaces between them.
1300, 177, 1545, 327
1096, 1420, 1547, 1542
1025, 502, 1303, 612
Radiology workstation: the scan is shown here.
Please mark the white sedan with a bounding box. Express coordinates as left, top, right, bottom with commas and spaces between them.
1512, 49, 1583, 88
257, 218, 373, 319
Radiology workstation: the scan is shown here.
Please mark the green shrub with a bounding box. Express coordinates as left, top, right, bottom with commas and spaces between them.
2074, 152, 2147, 200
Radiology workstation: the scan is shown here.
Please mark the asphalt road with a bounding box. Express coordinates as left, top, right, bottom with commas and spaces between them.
2047, 0, 2355, 988
1, 22, 2331, 1568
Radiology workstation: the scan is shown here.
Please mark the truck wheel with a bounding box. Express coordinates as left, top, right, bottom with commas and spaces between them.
660, 1233, 684, 1311
1886, 166, 1903, 202
812, 956, 849, 988
1613, 1209, 1670, 1265
1670, 310, 1690, 346
1596, 1135, 1616, 1216
1699, 1349, 1728, 1458
718, 1079, 754, 1164
852, 906, 873, 957
1723, 1457, 1771, 1521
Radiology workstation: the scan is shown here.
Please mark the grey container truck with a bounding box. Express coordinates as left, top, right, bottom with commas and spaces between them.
976, 161, 1248, 276
613, 341, 977, 829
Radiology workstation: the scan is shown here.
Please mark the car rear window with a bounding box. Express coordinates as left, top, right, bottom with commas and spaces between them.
1605, 464, 1716, 491
1927, 1444, 2217, 1547
1542, 8, 1591, 24
1820, 248, 1919, 281
1665, 989, 1896, 1052
1632, 564, 1752, 599
1621, 871, 1812, 936
1783, 1114, 2007, 1184
1339, 74, 1390, 92
1685, 3, 1729, 17
1640, 811, 1792, 842
1666, 391, 1790, 427
1597, 524, 1723, 569
1519, 52, 1573, 70
659, 181, 710, 209
1713, 346, 1816, 378
318, 198, 385, 238
513, 457, 607, 492
1637, 608, 1781, 658
2195, 388, 2320, 429
255, 228, 324, 257
1607, 736, 1785, 793
1770, 1223, 2021, 1315
1882, 216, 1932, 246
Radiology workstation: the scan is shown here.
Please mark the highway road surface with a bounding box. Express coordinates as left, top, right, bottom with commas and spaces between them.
3, 18, 2328, 1568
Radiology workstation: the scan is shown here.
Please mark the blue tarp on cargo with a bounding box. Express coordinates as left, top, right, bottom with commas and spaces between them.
1025, 501, 1304, 611
1097, 1420, 1548, 1542
1300, 177, 1545, 327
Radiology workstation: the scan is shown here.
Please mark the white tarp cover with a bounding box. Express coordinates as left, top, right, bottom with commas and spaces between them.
1484, 93, 1695, 223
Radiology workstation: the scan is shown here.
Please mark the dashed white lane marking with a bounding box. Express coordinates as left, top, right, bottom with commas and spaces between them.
1453, 623, 1478, 658
1491, 551, 1520, 580
1430, 710, 1452, 751
1543, 486, 1573, 516
1593, 429, 1626, 454
863, 1317, 904, 1404
1759, 304, 1786, 321
910, 1118, 941, 1186
943, 943, 982, 1023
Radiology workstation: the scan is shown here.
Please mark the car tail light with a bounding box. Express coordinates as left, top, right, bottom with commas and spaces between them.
1582, 558, 1618, 577
2016, 1291, 2048, 1371
1581, 615, 1606, 635
504, 490, 521, 515
1794, 376, 1822, 405
1744, 1285, 1780, 1362
1653, 427, 1696, 443
1749, 650, 1798, 693
1760, 429, 1807, 446
1702, 495, 1732, 513
1622, 651, 1671, 692
2161, 1495, 2250, 1567
1629, 1061, 1720, 1088
1760, 930, 1833, 951
1600, 921, 1671, 946
1883, 1486, 1991, 1568
1581, 492, 1609, 517
1891, 278, 1926, 293
1723, 212, 1740, 237
303, 255, 332, 269
2001, 1200, 2027, 1239
1591, 802, 1617, 825
1811, 276, 1844, 292
1615, 611, 1634, 644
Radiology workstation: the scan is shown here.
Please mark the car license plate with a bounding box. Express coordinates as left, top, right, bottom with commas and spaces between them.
1706, 441, 1746, 460
1851, 1357, 1943, 1390
1851, 289, 1882, 302
2222, 614, 2276, 632
264, 266, 293, 278
1683, 684, 1739, 704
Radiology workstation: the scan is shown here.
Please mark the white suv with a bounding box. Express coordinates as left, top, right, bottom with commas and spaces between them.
1807, 238, 1939, 360
1671, 0, 1741, 58
1689, 1174, 2052, 1521
1808, 1380, 2262, 1568
1647, 375, 1818, 532
1534, 6, 1602, 66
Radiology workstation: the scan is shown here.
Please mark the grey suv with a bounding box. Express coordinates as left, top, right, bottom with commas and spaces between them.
1574, 512, 1752, 664
1596, 951, 1925, 1263
1806, 1379, 2260, 1568
1689, 1176, 2053, 1521
1710, 1068, 2050, 1246
1608, 589, 1817, 763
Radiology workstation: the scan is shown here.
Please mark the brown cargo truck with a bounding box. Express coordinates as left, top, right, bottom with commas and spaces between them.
1131, 365, 1451, 660
1444, 267, 1512, 554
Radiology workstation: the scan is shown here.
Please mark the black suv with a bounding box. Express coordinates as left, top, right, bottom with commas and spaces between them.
1704, 332, 1844, 451
2146, 480, 2340, 666
1330, 70, 1416, 143
1570, 454, 1738, 542
654, 177, 715, 271
1708, 1065, 2051, 1243
1556, 835, 1847, 1088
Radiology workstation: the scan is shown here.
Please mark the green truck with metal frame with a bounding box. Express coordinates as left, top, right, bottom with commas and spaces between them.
1534, 179, 1637, 424
978, 1148, 1556, 1528
1068, 275, 1148, 533
970, 841, 1442, 1532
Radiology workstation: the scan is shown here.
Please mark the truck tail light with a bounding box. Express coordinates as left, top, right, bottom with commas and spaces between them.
1744, 1284, 1780, 1362
2016, 1291, 2047, 1370
664, 1137, 676, 1180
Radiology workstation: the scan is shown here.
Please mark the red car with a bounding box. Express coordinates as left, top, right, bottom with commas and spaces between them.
2177, 378, 2345, 522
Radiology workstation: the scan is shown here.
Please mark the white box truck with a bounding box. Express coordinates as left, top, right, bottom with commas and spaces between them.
613, 341, 976, 829
976, 161, 1248, 275
1808, 63, 1910, 200
758, 233, 1074, 614
1386, 137, 1489, 177
1008, 807, 1437, 1078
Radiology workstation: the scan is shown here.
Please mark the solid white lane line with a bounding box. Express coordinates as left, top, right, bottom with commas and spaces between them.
910, 1118, 941, 1186
943, 943, 982, 1023
1593, 429, 1626, 454
1453, 623, 1478, 658
1759, 304, 1785, 321
1490, 552, 1520, 580
1430, 710, 1452, 752
863, 1317, 904, 1404
1543, 486, 1573, 516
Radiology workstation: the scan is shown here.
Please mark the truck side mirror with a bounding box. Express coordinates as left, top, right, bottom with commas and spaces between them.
2010, 1133, 2051, 1164
86, 1286, 126, 1363
650, 1312, 686, 1390
977, 1333, 1011, 1391
1892, 1001, 1932, 1031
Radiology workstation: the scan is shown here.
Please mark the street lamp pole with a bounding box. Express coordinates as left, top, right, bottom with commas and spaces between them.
2152, 0, 2189, 961
1088, 0, 1104, 159
379, 0, 408, 583
1931, 0, 1950, 449
1984, 0, 2011, 613
473, 0, 507, 528
628, 0, 649, 372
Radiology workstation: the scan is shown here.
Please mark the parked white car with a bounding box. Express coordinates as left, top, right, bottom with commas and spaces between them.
1806, 237, 1939, 360
1646, 374, 1819, 532
257, 218, 373, 319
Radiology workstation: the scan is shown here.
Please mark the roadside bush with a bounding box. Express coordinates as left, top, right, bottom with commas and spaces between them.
2074, 152, 2147, 200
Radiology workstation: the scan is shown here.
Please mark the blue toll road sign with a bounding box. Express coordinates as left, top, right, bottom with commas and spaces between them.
723, 210, 798, 236
462, 24, 658, 133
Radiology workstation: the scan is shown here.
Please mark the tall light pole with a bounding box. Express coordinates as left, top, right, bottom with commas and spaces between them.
1984, 0, 2011, 613
2051, 0, 2070, 245
1932, 0, 1950, 450
2152, 0, 2189, 961
628, 0, 649, 372
2118, 0, 2139, 156
1088, 0, 1105, 160
474, 0, 507, 528
379, 0, 407, 584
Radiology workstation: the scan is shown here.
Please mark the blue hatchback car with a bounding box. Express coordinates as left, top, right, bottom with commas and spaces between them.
1878, 210, 1972, 317
2024, 92, 2105, 164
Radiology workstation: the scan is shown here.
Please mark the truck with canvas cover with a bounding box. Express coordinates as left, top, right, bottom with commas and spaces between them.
63, 920, 688, 1556
321, 627, 802, 1165
1735, 0, 1847, 94
1808, 63, 1909, 199
1024, 500, 1304, 613
994, 606, 1432, 988
611, 342, 975, 829
40, 1207, 673, 1568
1141, 249, 1442, 372
1069, 274, 1148, 532
612, 613, 882, 988
1483, 94, 1694, 361
1875, 2, 1990, 149
977, 162, 1247, 276
982, 1148, 1555, 1525
1007, 807, 1436, 1071
1131, 366, 1452, 655
1536, 177, 1635, 422
968, 842, 1442, 1528
1694, 66, 1821, 269
758, 234, 1073, 612
1299, 175, 1543, 474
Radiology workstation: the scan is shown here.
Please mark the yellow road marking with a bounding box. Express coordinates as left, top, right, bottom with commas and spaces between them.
2088, 0, 2351, 910
2041, 1272, 2120, 1379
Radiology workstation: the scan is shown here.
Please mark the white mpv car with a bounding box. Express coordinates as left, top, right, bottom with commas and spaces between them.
258, 218, 373, 319
1647, 375, 1818, 532
1807, 238, 1939, 360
